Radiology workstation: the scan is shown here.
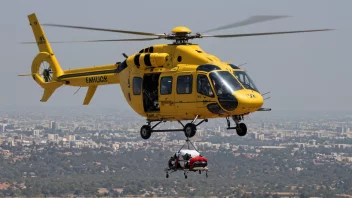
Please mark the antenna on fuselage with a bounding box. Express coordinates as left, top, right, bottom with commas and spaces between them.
238, 63, 247, 67
122, 53, 128, 58
73, 87, 82, 95
262, 91, 271, 100
262, 92, 270, 96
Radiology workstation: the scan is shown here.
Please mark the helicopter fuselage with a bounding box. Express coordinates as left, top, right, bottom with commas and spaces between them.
26, 13, 264, 122
40, 42, 263, 121
116, 43, 263, 121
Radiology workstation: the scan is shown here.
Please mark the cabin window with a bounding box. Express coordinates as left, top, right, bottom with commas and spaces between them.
197, 74, 214, 97
160, 76, 172, 95
177, 75, 192, 94
133, 77, 142, 95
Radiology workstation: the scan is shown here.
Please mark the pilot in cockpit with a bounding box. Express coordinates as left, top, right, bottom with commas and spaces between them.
198, 76, 214, 97
212, 79, 225, 95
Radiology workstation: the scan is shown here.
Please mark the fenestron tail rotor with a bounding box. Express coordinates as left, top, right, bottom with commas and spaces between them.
21, 15, 333, 44
38, 61, 53, 83
19, 61, 55, 81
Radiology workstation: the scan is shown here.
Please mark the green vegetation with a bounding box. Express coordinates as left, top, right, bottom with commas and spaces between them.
0, 144, 351, 197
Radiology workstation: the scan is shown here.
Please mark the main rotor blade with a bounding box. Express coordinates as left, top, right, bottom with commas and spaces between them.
202, 15, 290, 33
42, 24, 164, 36
21, 37, 161, 44
202, 29, 334, 38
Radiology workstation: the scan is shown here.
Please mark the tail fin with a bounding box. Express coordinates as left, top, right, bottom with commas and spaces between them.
28, 13, 64, 102
28, 13, 54, 54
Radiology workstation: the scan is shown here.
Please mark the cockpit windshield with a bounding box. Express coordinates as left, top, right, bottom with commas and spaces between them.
233, 71, 259, 92
209, 71, 243, 96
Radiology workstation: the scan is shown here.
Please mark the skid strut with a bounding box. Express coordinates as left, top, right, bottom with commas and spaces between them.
140, 115, 208, 139
226, 115, 248, 136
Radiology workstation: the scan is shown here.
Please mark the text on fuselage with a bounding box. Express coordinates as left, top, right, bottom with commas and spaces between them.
86, 76, 108, 83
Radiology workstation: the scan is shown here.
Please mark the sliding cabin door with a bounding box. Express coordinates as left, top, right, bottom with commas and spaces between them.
174, 72, 197, 119
159, 73, 175, 118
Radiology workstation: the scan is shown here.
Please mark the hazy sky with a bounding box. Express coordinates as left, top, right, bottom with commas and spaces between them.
0, 0, 350, 113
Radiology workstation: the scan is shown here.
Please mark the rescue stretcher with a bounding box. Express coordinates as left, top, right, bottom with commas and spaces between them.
165, 164, 209, 179
164, 138, 209, 179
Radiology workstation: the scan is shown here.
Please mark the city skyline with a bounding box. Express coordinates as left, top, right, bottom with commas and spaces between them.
0, 107, 352, 196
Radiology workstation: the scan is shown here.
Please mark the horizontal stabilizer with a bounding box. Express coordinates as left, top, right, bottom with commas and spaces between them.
18, 73, 39, 76
257, 108, 271, 111
83, 86, 97, 105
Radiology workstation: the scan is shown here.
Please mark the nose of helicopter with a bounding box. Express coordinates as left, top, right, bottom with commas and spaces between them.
232, 90, 263, 114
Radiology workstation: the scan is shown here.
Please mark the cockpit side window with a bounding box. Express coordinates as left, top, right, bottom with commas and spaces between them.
197, 74, 214, 97
234, 71, 259, 92
116, 60, 128, 73
197, 64, 221, 72
209, 71, 243, 95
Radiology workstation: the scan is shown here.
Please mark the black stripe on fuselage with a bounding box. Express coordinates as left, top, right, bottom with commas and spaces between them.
58, 69, 117, 80
173, 101, 214, 104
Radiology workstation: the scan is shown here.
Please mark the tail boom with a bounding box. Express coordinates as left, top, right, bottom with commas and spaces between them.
59, 64, 120, 86
27, 13, 120, 105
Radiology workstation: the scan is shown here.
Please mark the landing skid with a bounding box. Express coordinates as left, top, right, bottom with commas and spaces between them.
140, 115, 208, 140
226, 115, 247, 136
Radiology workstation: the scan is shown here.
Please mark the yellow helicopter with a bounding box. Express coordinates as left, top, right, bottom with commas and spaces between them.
21, 13, 332, 139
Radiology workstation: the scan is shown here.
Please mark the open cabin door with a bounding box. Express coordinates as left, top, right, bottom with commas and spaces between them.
142, 73, 161, 113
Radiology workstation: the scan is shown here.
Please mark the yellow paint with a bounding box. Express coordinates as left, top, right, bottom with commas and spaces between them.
25, 13, 265, 122
83, 86, 97, 105
171, 26, 192, 33
233, 89, 264, 115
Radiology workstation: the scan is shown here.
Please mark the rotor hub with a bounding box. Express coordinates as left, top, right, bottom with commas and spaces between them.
171, 26, 191, 34
168, 26, 195, 44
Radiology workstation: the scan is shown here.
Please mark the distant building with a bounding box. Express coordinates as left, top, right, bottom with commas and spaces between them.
48, 134, 54, 140
252, 132, 258, 139
336, 126, 344, 134
309, 139, 316, 145
0, 124, 7, 132
197, 129, 205, 137
48, 134, 59, 140
33, 130, 41, 136
65, 135, 75, 141
221, 143, 230, 150
258, 134, 264, 140
49, 121, 58, 130
297, 143, 306, 149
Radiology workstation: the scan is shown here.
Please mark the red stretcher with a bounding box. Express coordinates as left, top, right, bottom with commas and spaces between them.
164, 138, 209, 179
